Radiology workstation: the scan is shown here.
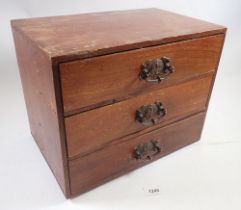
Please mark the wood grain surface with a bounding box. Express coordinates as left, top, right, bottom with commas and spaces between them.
65, 75, 213, 158
11, 9, 225, 61
69, 112, 205, 196
60, 35, 224, 114
11, 26, 70, 196
11, 8, 226, 198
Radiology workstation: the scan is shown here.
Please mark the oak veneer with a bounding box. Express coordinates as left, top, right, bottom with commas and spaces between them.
11, 8, 226, 198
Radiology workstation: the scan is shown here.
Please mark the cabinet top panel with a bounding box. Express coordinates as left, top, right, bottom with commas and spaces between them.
11, 8, 226, 61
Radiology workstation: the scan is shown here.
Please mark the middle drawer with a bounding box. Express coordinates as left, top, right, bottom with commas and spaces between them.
65, 74, 213, 158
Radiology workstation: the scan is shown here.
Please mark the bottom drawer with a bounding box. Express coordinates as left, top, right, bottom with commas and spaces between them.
69, 112, 205, 196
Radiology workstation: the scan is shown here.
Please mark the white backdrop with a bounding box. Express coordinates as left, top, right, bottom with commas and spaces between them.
1, 1, 241, 210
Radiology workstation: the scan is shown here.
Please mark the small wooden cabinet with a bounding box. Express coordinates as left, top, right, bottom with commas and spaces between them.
11, 8, 226, 198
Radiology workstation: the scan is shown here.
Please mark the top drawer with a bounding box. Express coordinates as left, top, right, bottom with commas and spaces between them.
60, 34, 224, 114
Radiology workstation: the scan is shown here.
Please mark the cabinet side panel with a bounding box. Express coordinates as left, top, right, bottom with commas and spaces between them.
11, 26, 69, 196
205, 33, 226, 108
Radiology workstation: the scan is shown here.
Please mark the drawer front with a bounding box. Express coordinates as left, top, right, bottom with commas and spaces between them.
69, 112, 205, 196
60, 34, 224, 114
65, 75, 212, 158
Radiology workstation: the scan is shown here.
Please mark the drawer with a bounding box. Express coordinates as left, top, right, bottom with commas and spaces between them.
60, 34, 224, 114
69, 112, 205, 196
65, 75, 213, 158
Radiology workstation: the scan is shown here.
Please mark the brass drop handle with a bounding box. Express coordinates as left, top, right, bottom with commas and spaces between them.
136, 102, 167, 126
140, 57, 174, 83
134, 140, 161, 160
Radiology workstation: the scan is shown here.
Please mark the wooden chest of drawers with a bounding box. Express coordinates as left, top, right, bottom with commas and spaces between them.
11, 8, 226, 198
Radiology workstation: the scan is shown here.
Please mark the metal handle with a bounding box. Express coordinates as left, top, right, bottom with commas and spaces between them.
136, 102, 167, 126
134, 140, 161, 160
140, 57, 174, 83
